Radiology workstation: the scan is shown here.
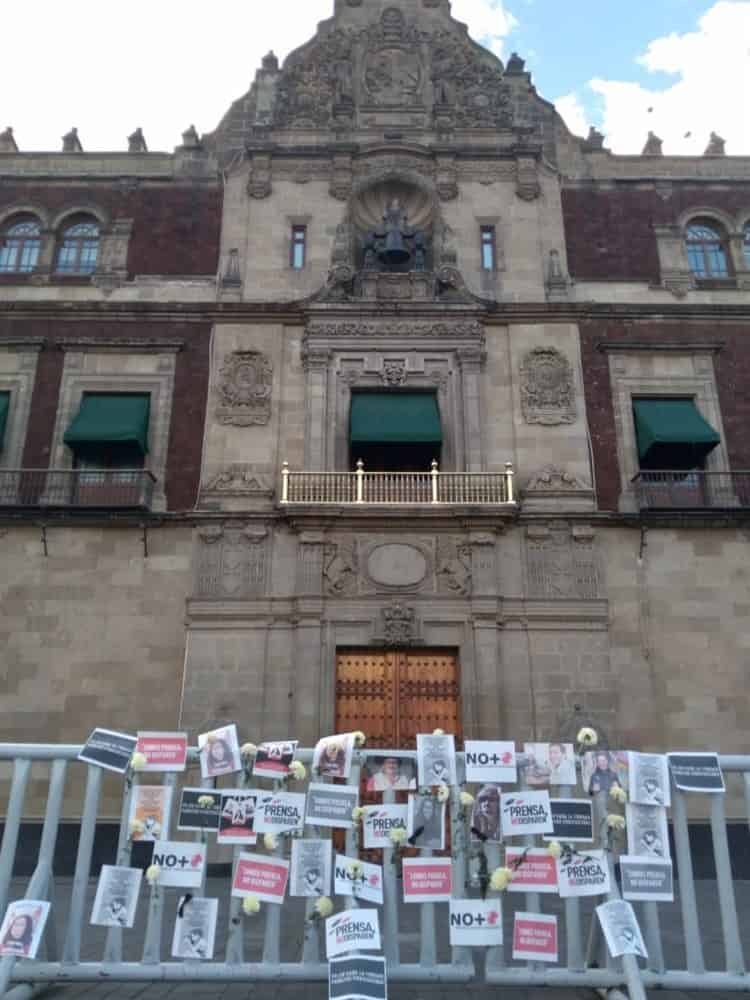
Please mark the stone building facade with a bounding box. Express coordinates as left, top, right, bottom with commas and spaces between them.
1, 0, 749, 816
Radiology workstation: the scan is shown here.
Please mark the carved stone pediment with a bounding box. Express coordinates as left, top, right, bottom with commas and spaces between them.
520, 347, 576, 426
202, 465, 273, 497
216, 351, 273, 426
523, 466, 595, 512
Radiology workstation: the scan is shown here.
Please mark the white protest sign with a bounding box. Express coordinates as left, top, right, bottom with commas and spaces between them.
597, 900, 648, 959
556, 849, 611, 898
501, 790, 553, 837
306, 783, 358, 829
151, 841, 206, 888
464, 741, 517, 784
326, 909, 382, 959
363, 804, 408, 849
449, 899, 503, 946
620, 856, 674, 902
334, 854, 384, 905
254, 791, 306, 835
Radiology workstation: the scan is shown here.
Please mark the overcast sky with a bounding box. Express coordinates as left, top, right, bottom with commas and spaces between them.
3, 0, 749, 155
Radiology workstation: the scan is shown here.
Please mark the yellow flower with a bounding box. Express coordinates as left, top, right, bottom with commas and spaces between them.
242, 896, 261, 916
547, 840, 562, 859
289, 761, 306, 781
489, 867, 514, 892
129, 819, 145, 837
197, 794, 215, 808
314, 896, 333, 918
576, 727, 598, 747
607, 814, 626, 831
351, 807, 366, 822
130, 751, 147, 771
347, 861, 363, 880
609, 785, 628, 805
241, 743, 257, 758
353, 731, 366, 748
264, 833, 279, 851
145, 864, 161, 885
459, 791, 475, 807
389, 828, 407, 845
436, 785, 450, 803
433, 728, 445, 736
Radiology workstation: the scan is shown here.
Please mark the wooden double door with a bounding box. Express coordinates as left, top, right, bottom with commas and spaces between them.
335, 648, 462, 749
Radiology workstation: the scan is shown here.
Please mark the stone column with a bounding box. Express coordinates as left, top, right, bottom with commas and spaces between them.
302, 348, 331, 471
457, 347, 485, 472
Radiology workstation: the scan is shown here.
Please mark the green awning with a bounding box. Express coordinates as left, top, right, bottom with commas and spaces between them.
0, 392, 8, 450
350, 392, 442, 444
64, 393, 150, 459
633, 398, 720, 469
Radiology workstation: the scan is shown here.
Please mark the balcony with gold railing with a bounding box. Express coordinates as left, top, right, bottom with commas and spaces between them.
280, 460, 517, 507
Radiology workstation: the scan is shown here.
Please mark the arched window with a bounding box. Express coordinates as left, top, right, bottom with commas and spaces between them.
0, 216, 42, 273
56, 215, 100, 274
685, 219, 730, 279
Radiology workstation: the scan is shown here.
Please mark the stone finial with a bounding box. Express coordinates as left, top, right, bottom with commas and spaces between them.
704, 131, 726, 156
0, 126, 18, 152
181, 124, 201, 149
128, 127, 148, 153
262, 50, 279, 72
62, 127, 83, 153
505, 52, 526, 74
583, 126, 605, 151
642, 131, 663, 156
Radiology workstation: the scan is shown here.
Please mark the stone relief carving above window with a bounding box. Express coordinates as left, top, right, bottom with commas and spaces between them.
379, 602, 419, 646
216, 351, 273, 426
380, 360, 408, 385
201, 465, 273, 497
520, 347, 577, 425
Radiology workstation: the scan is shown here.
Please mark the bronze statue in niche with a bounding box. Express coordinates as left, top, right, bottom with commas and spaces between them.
363, 198, 427, 272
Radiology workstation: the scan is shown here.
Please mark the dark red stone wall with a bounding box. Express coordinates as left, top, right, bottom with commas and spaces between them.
562, 185, 750, 282
580, 322, 750, 510
1, 319, 211, 511
0, 182, 221, 277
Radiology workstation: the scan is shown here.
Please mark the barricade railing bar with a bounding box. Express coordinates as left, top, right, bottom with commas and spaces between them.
0, 745, 748, 999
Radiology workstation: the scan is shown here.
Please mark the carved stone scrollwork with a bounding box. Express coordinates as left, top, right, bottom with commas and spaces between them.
525, 523, 600, 600
520, 347, 576, 425
202, 466, 273, 498
380, 602, 418, 647
516, 156, 541, 201
323, 541, 359, 597
195, 522, 269, 599
436, 538, 472, 596
248, 153, 272, 199
217, 351, 273, 426
380, 361, 407, 386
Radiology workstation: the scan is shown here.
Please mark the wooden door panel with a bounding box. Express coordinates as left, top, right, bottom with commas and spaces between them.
397, 650, 462, 748
335, 650, 395, 749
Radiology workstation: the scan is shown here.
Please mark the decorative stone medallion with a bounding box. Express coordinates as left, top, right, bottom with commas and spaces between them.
216, 351, 273, 426
367, 543, 429, 589
520, 347, 576, 425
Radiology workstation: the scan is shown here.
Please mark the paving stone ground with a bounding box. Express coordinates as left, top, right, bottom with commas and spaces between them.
6, 877, 748, 1000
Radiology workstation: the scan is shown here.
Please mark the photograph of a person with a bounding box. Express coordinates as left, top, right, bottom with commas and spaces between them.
584, 751, 626, 797
303, 866, 325, 896
0, 901, 49, 960
470, 784, 501, 842
179, 927, 207, 959
0, 913, 33, 957
407, 794, 446, 850
105, 897, 129, 927
525, 743, 577, 787
198, 724, 241, 780
313, 733, 353, 779
365, 755, 417, 792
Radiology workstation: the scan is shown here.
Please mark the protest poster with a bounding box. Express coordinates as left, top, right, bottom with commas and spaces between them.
171, 896, 218, 960
325, 909, 381, 959
135, 731, 188, 772
78, 728, 137, 774
407, 794, 446, 850
402, 857, 452, 903
254, 790, 306, 835
628, 752, 671, 807
626, 803, 670, 860
363, 804, 408, 849
178, 788, 222, 833
416, 733, 457, 787
313, 733, 355, 779
253, 740, 298, 780
500, 790, 553, 838
0, 901, 51, 959
620, 856, 674, 902
232, 852, 290, 904
217, 790, 258, 845
582, 751, 628, 796
556, 849, 611, 898
364, 754, 416, 792
128, 784, 173, 842
90, 865, 142, 928
470, 785, 502, 843
290, 839, 332, 897
524, 743, 577, 788
464, 741, 517, 784
544, 798, 594, 843
667, 753, 725, 793
596, 900, 648, 959
334, 854, 384, 905
513, 912, 558, 962
197, 724, 242, 780
504, 848, 559, 894
306, 783, 359, 829
329, 954, 388, 1000
449, 900, 503, 947
151, 840, 206, 889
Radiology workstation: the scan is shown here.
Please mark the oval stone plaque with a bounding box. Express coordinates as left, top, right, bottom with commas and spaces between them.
367, 544, 428, 588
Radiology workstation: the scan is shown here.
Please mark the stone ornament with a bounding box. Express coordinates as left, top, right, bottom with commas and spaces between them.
525, 524, 600, 600
202, 466, 273, 497
524, 466, 591, 494
195, 522, 269, 599
381, 602, 418, 646
436, 538, 472, 595
216, 351, 273, 426
520, 347, 576, 425
323, 541, 358, 597
380, 361, 408, 386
